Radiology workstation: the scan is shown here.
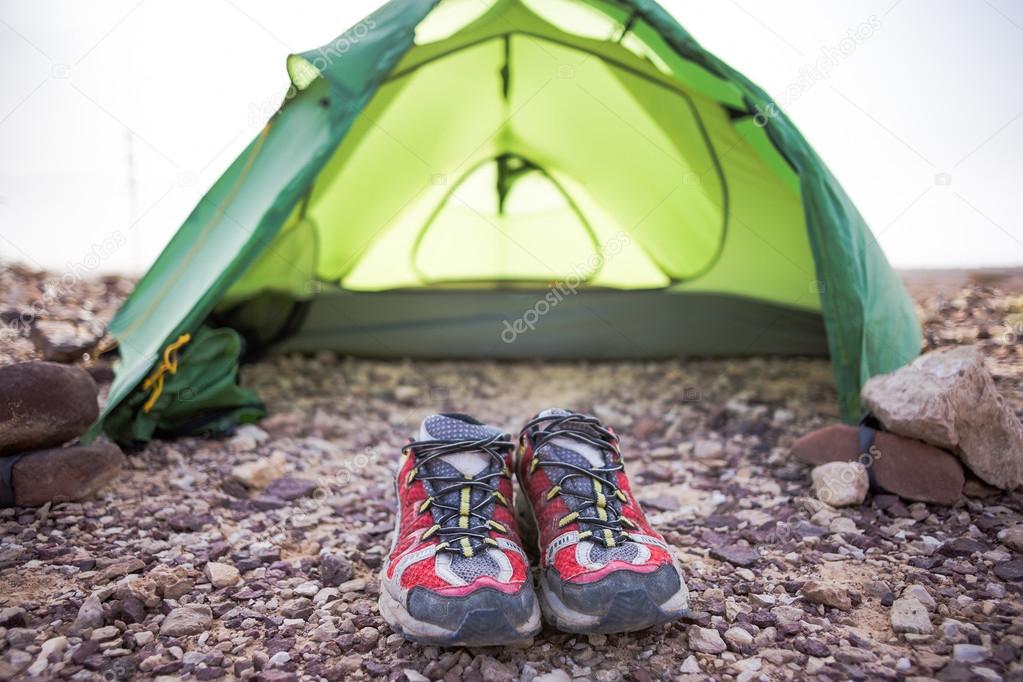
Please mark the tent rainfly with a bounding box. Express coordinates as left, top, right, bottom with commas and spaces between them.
91, 0, 921, 443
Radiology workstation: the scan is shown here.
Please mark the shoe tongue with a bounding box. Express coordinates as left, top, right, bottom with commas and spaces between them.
418, 413, 501, 477
534, 408, 607, 468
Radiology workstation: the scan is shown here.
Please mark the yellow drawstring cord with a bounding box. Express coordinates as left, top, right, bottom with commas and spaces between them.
141, 333, 191, 413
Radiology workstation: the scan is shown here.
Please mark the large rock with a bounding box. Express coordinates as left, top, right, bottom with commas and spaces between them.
861, 347, 1023, 490
791, 423, 964, 505
0, 361, 99, 455
10, 442, 124, 507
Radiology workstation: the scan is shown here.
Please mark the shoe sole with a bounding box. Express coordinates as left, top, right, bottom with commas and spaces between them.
538, 569, 690, 634
378, 583, 542, 647
516, 485, 690, 634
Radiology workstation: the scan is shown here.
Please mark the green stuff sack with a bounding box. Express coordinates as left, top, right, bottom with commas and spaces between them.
104, 325, 266, 447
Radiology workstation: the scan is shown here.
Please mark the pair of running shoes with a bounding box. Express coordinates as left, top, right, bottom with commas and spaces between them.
379, 409, 690, 647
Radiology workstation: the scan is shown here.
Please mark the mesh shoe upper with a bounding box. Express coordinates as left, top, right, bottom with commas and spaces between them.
517, 409, 678, 581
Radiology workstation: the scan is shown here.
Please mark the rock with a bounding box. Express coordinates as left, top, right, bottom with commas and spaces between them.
293, 580, 319, 597
694, 439, 724, 459
679, 656, 701, 674
688, 626, 727, 654
170, 512, 217, 532
479, 656, 516, 682
267, 651, 291, 667
640, 493, 680, 512
26, 635, 68, 676
534, 671, 572, 682
890, 596, 933, 634
801, 580, 853, 610
319, 553, 353, 586
771, 605, 805, 627
0, 607, 26, 627
160, 605, 213, 637
228, 424, 268, 451
902, 584, 936, 611
313, 587, 337, 605
9, 441, 124, 507
230, 452, 286, 490
392, 385, 420, 403
724, 626, 754, 648
0, 361, 99, 455
280, 598, 314, 619
861, 346, 1023, 490
829, 517, 858, 535
196, 667, 226, 680
793, 638, 828, 658
250, 494, 287, 510
710, 544, 760, 567
118, 595, 146, 624
98, 557, 146, 582
952, 644, 987, 662
963, 477, 999, 499
335, 578, 366, 594
998, 525, 1023, 552
834, 647, 877, 664
402, 670, 430, 682
71, 639, 99, 665
354, 626, 379, 653
0, 649, 32, 678
90, 625, 119, 640
72, 593, 104, 632
204, 562, 240, 589
161, 577, 195, 600
30, 320, 100, 362
761, 648, 799, 665
790, 423, 965, 505
265, 476, 319, 501
311, 621, 338, 642
811, 461, 868, 507
993, 559, 1023, 581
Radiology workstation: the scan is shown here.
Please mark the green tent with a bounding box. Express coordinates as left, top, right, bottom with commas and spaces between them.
93, 0, 921, 441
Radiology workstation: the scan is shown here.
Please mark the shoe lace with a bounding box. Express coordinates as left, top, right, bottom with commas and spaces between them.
401, 432, 514, 558
522, 411, 632, 547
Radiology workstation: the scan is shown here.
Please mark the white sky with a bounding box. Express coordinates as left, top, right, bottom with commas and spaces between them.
1, 0, 1021, 275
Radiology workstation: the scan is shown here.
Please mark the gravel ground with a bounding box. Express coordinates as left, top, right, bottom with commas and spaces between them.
1, 265, 1022, 681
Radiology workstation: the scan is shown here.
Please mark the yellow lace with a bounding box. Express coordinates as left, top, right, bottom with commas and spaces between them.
141, 333, 191, 413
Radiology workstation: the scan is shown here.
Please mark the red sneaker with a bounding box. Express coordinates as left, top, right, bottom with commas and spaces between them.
517, 409, 689, 633
379, 414, 541, 646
